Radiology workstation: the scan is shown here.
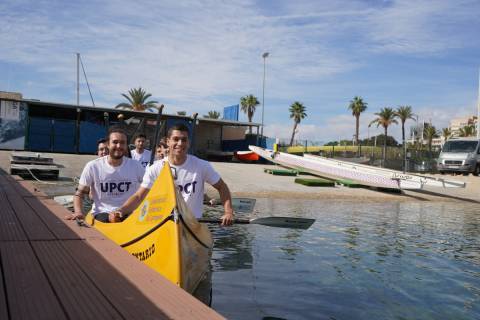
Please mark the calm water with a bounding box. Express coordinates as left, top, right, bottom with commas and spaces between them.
208, 200, 480, 320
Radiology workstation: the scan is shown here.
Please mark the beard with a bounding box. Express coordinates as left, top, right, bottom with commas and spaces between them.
109, 150, 124, 160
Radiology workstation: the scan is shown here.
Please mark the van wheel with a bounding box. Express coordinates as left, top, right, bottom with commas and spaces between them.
474, 165, 480, 177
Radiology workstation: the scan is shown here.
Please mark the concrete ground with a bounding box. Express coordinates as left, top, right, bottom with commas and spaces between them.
1, 150, 478, 203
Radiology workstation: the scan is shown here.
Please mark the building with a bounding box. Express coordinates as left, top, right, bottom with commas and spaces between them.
449, 116, 477, 137
0, 92, 265, 159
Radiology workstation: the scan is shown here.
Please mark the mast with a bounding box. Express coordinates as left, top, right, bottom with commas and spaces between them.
76, 53, 80, 105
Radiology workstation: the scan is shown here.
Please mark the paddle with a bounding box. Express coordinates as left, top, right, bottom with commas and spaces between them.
205, 197, 256, 214
198, 216, 315, 230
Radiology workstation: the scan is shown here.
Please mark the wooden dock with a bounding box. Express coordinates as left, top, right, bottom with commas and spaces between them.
0, 170, 225, 320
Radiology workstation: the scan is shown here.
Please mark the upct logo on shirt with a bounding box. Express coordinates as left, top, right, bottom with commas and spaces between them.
100, 181, 133, 196
141, 161, 149, 167
177, 181, 198, 194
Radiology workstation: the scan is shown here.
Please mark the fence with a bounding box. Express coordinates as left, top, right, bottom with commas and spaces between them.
278, 142, 440, 173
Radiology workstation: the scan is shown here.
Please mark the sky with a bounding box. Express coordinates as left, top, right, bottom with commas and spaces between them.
1, 0, 480, 144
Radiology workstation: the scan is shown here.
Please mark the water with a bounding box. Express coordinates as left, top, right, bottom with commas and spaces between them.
209, 199, 480, 320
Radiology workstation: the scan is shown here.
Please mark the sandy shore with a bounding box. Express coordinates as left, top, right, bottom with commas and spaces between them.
1, 150, 478, 203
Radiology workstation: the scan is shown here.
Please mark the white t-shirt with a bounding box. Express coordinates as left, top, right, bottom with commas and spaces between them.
142, 155, 221, 218
131, 149, 152, 168
79, 156, 145, 215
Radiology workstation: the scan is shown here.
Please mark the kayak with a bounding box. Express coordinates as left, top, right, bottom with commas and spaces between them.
234, 150, 259, 162
84, 162, 213, 293
249, 145, 465, 190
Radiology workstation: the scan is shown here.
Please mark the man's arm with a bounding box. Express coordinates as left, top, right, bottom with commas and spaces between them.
66, 185, 90, 220
212, 178, 234, 226
111, 186, 150, 219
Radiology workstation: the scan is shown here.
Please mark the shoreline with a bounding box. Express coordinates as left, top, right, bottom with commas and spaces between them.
1, 151, 478, 204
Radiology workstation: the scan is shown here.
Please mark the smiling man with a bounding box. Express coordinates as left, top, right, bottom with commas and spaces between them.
114, 123, 234, 226
66, 127, 145, 223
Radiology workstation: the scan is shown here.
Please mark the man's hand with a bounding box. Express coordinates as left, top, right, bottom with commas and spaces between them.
65, 212, 85, 220
220, 211, 234, 226
109, 210, 123, 223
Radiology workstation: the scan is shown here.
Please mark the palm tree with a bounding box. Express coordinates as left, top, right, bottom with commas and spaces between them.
240, 94, 260, 133
204, 110, 221, 119
347, 96, 368, 146
459, 125, 476, 137
395, 105, 415, 172
115, 87, 158, 111
369, 107, 398, 165
441, 128, 451, 142
395, 106, 415, 147
289, 101, 307, 146
423, 124, 438, 153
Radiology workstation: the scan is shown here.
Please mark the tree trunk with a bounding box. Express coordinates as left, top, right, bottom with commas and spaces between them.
290, 121, 298, 146
355, 115, 360, 145
248, 114, 252, 134
402, 121, 406, 172
383, 126, 388, 166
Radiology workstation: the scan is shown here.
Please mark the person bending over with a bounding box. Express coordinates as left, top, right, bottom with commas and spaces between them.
66, 127, 145, 223
113, 123, 234, 226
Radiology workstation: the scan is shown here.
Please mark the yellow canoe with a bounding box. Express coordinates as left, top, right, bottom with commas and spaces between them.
85, 162, 213, 293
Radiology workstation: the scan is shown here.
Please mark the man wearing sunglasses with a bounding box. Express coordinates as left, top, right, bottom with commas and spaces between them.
114, 123, 234, 226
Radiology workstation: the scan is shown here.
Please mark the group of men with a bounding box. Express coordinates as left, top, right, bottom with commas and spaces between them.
66, 124, 234, 226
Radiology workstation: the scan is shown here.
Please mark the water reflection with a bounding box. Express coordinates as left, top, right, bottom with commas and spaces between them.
209, 223, 253, 271
210, 199, 480, 320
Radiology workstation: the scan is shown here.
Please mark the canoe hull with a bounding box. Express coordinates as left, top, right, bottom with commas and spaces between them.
85, 163, 213, 293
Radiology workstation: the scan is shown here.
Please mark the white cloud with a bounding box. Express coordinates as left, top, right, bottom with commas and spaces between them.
1, 0, 479, 144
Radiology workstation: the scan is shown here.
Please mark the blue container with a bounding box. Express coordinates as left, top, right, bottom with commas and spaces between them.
53, 119, 76, 153
79, 122, 107, 154
28, 117, 52, 151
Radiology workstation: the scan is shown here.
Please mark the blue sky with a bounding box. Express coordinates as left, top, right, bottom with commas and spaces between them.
1, 0, 479, 143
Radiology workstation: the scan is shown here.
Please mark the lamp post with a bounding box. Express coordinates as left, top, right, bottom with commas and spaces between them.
261, 52, 269, 138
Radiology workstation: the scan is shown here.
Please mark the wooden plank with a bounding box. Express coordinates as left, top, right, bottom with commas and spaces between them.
40, 198, 106, 241
32, 241, 124, 320
0, 173, 49, 198
74, 240, 225, 320
0, 189, 27, 241
24, 197, 81, 240
1, 188, 55, 241
0, 242, 67, 320
55, 241, 168, 319
0, 252, 10, 320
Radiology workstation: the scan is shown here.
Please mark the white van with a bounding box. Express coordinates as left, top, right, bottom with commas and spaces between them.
437, 137, 480, 175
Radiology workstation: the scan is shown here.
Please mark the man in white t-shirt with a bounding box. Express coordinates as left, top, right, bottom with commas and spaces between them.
114, 124, 234, 226
130, 133, 152, 168
66, 128, 145, 223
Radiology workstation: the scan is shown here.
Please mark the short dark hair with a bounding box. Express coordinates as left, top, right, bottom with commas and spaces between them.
157, 137, 167, 148
107, 126, 127, 141
135, 133, 147, 140
167, 123, 190, 138
97, 138, 107, 147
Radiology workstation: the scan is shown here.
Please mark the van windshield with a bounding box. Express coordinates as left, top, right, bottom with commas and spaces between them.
442, 140, 478, 153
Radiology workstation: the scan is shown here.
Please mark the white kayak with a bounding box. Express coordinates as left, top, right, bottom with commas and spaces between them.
249, 146, 465, 190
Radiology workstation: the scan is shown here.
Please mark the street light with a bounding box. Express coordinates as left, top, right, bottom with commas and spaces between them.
261, 52, 269, 138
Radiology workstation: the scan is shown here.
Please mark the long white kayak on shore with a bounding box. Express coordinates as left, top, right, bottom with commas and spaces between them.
249, 146, 465, 190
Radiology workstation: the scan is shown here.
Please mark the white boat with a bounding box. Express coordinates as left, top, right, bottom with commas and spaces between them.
249, 146, 465, 190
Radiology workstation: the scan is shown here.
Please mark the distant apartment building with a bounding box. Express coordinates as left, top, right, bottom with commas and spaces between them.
449, 116, 477, 137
